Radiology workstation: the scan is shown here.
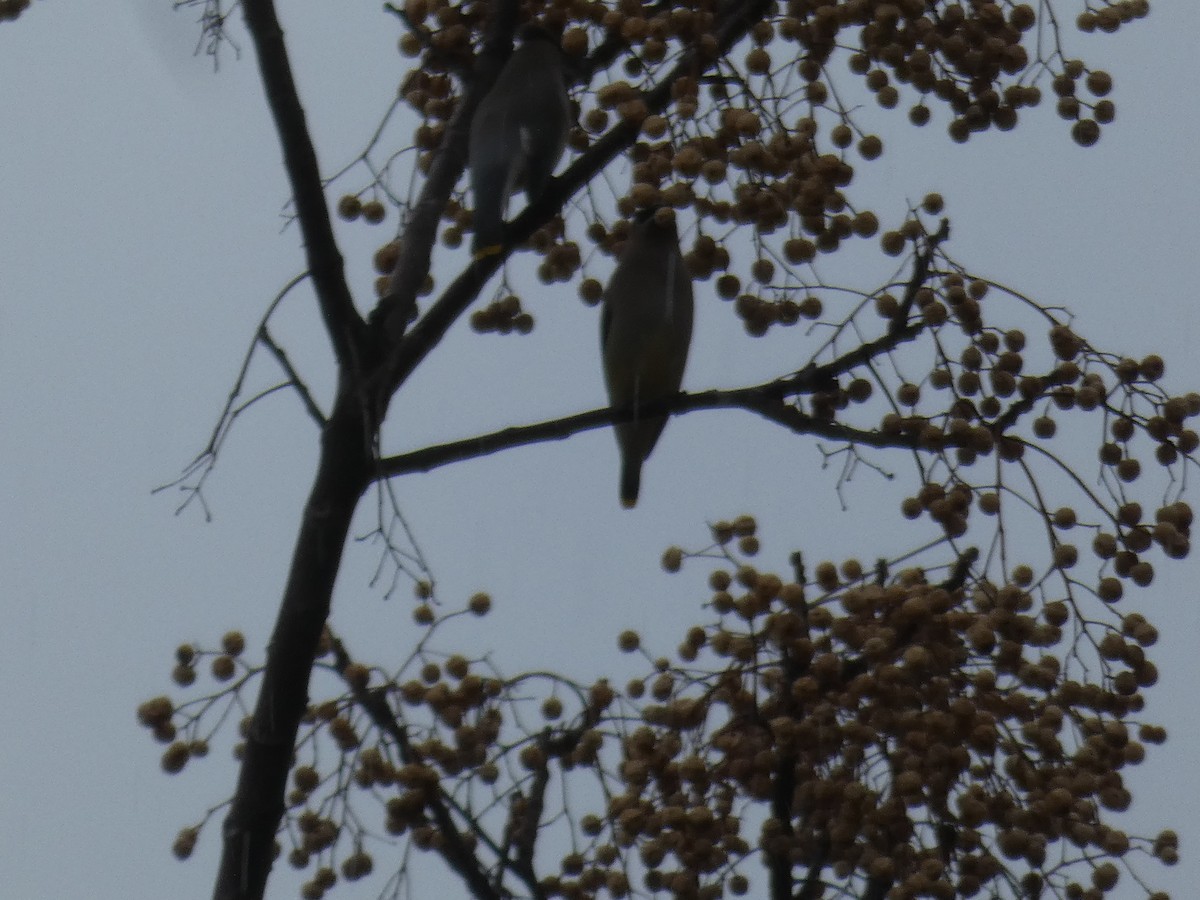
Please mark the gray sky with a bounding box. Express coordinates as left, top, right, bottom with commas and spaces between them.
1, 2, 1197, 898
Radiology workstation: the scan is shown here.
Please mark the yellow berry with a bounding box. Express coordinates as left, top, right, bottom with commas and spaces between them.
162, 742, 190, 774
336, 195, 362, 221
362, 200, 386, 223
222, 631, 246, 656
211, 655, 236, 681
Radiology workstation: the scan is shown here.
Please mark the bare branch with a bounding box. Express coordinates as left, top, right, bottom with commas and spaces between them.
512, 743, 549, 886
258, 326, 327, 427
373, 384, 932, 480
154, 272, 311, 516
242, 0, 367, 369
889, 218, 949, 336
325, 635, 502, 900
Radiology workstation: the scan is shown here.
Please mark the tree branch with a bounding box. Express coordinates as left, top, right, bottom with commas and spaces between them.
326, 636, 502, 900
374, 381, 931, 480
889, 218, 949, 337
241, 0, 367, 369
780, 220, 948, 392
258, 326, 328, 427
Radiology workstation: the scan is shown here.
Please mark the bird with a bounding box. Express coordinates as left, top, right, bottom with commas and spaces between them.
600, 207, 694, 508
468, 24, 571, 258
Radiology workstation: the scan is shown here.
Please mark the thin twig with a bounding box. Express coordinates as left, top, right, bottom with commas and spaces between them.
258, 326, 328, 426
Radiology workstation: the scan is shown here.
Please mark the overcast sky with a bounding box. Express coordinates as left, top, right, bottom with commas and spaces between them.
1, 2, 1197, 898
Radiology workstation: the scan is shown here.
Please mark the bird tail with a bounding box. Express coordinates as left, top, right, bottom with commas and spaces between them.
619, 458, 641, 509
471, 168, 507, 257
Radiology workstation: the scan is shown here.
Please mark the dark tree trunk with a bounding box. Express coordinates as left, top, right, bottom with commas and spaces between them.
212, 388, 372, 900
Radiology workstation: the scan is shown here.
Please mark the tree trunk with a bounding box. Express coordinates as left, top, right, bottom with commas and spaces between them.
212, 387, 372, 900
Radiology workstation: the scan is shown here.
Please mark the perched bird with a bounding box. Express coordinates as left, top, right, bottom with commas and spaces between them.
600, 208, 694, 508
468, 24, 571, 258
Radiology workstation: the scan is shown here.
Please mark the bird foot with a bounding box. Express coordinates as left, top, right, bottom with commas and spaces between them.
472, 244, 504, 261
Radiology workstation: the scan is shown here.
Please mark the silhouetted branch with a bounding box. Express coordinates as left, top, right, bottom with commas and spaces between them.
242, 0, 367, 369
377, 221, 952, 479
373, 388, 920, 479
512, 742, 549, 885
889, 218, 950, 337
780, 220, 949, 393
258, 326, 327, 427
154, 272, 312, 514
939, 546, 979, 592
326, 636, 503, 900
